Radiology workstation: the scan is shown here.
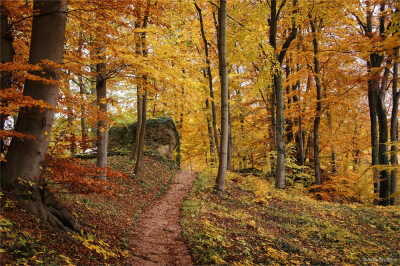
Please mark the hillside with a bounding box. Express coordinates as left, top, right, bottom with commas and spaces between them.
1, 159, 399, 265
181, 170, 400, 265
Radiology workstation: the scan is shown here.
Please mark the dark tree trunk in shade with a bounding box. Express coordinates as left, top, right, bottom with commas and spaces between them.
390, 48, 399, 205
96, 58, 107, 181
310, 17, 322, 185
0, 5, 15, 154
1, 0, 80, 232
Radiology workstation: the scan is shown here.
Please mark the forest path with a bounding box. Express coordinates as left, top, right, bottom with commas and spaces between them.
128, 170, 196, 265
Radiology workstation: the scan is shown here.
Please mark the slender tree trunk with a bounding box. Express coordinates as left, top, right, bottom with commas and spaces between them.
285, 63, 294, 143
132, 89, 143, 161
0, 5, 15, 154
216, 0, 228, 192
297, 116, 305, 167
269, 0, 297, 189
227, 103, 232, 171
135, 89, 147, 174
152, 93, 157, 117
95, 56, 107, 180
274, 73, 286, 189
67, 92, 76, 156
310, 17, 322, 185
292, 70, 304, 167
327, 106, 337, 173
390, 47, 399, 205
194, 2, 220, 155
77, 33, 87, 155
1, 0, 80, 232
206, 98, 216, 166
79, 78, 87, 155
133, 1, 150, 173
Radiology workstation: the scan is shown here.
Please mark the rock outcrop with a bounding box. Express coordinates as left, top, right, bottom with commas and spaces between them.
108, 117, 180, 160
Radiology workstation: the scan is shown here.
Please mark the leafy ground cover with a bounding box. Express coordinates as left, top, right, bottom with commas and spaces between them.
181, 169, 400, 265
1, 155, 176, 265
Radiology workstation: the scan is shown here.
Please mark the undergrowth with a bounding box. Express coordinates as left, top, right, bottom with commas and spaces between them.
1, 155, 176, 265
181, 169, 400, 265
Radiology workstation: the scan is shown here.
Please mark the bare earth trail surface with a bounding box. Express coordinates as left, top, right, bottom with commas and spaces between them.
128, 170, 196, 265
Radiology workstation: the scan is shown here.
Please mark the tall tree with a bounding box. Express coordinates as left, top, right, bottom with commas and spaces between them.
1, 0, 80, 232
269, 0, 298, 189
390, 47, 399, 205
356, 1, 398, 205
216, 0, 228, 192
194, 1, 220, 156
310, 16, 322, 185
95, 46, 107, 180
134, 0, 150, 174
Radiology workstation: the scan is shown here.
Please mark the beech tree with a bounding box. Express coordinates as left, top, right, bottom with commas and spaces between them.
268, 0, 298, 189
216, 0, 228, 192
1, 0, 80, 232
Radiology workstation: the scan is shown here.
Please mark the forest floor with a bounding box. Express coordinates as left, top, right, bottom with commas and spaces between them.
2, 156, 400, 265
1, 154, 181, 265
181, 169, 400, 265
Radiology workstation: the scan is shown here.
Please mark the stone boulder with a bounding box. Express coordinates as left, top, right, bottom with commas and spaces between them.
108, 117, 180, 160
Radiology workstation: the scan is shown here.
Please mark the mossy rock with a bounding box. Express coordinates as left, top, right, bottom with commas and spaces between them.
109, 117, 180, 162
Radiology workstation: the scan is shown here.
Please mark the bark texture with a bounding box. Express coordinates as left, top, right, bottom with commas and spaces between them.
134, 2, 150, 174
310, 17, 322, 185
1, 5, 15, 153
390, 47, 398, 205
96, 57, 107, 180
269, 0, 298, 189
216, 0, 228, 192
1, 0, 80, 232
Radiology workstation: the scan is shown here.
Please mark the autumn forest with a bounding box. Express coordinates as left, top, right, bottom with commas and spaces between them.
1, 0, 399, 264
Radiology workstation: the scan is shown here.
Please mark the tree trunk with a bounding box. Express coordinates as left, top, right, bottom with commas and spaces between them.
95, 55, 107, 180
1, 5, 15, 154
368, 80, 380, 196
296, 116, 305, 167
377, 90, 390, 205
269, 0, 297, 189
194, 2, 220, 155
133, 0, 150, 174
310, 17, 322, 185
135, 90, 147, 174
216, 0, 228, 192
274, 73, 286, 189
390, 47, 399, 205
79, 78, 87, 155
1, 0, 80, 233
206, 98, 216, 166
132, 88, 143, 162
227, 93, 232, 171
327, 106, 337, 173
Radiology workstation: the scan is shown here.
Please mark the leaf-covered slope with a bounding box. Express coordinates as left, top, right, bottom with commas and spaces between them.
181, 170, 400, 265
1, 155, 176, 265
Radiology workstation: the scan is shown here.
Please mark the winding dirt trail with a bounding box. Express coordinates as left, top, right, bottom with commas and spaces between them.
128, 170, 196, 265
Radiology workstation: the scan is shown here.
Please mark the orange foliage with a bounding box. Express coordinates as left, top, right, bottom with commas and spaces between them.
43, 157, 128, 196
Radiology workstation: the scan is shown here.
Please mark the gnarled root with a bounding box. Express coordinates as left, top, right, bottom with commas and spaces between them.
12, 184, 81, 233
